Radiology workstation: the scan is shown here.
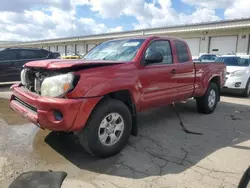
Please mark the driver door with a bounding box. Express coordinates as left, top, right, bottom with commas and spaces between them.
139, 40, 178, 110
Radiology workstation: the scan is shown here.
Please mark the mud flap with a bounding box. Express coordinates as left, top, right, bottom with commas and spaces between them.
9, 171, 67, 188
131, 115, 138, 136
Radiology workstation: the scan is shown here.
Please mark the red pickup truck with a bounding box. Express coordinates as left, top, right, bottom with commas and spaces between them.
10, 36, 226, 157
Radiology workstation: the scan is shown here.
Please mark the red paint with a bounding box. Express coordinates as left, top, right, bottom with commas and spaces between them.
10, 99, 38, 125
25, 59, 126, 69
10, 86, 101, 131
10, 36, 226, 132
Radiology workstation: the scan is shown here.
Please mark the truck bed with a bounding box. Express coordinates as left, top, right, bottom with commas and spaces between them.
193, 62, 226, 97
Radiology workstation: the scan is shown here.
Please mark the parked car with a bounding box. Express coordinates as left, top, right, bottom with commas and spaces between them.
61, 55, 81, 59
216, 55, 250, 97
10, 36, 226, 157
0, 48, 60, 83
51, 52, 61, 59
61, 51, 83, 59
193, 54, 218, 63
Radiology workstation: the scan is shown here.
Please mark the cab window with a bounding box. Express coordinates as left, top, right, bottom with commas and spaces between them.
144, 40, 173, 64
175, 40, 189, 63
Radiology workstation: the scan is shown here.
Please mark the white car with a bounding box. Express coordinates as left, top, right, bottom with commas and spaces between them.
217, 55, 250, 97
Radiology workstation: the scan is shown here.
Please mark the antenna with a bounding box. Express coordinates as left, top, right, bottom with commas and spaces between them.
232, 51, 237, 57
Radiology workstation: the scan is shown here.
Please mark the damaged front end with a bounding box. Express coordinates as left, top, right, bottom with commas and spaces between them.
19, 60, 124, 98
20, 68, 78, 98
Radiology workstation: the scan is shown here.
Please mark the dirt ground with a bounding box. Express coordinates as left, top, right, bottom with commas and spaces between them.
0, 85, 250, 188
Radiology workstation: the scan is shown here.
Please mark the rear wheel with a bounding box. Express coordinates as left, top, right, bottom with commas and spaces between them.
77, 98, 132, 158
196, 82, 219, 114
242, 79, 250, 98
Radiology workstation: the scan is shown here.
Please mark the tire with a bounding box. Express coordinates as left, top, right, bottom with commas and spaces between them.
77, 98, 132, 158
196, 82, 219, 114
242, 79, 250, 98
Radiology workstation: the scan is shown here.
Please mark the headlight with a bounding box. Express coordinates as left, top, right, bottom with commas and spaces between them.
20, 68, 33, 86
41, 73, 74, 97
231, 70, 247, 77
20, 69, 27, 85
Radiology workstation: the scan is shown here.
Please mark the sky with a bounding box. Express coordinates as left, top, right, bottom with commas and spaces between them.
0, 0, 249, 41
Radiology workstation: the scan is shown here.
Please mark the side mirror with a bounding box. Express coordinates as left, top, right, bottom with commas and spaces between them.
145, 52, 163, 64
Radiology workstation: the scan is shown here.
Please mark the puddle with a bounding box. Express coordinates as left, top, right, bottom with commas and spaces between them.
32, 130, 67, 164
0, 98, 28, 125
32, 131, 119, 173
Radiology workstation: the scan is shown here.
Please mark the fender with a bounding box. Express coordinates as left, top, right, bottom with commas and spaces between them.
194, 65, 224, 97
84, 78, 142, 112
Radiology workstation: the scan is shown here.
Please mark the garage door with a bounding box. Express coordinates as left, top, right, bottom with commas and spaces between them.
66, 45, 75, 55
58, 46, 65, 56
49, 46, 56, 52
184, 38, 200, 59
87, 44, 96, 52
209, 36, 238, 55
76, 44, 86, 55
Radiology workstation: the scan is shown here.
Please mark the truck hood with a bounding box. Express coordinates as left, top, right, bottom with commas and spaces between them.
24, 59, 127, 69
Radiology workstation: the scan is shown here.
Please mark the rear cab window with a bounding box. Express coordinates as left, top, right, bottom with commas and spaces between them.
174, 40, 190, 63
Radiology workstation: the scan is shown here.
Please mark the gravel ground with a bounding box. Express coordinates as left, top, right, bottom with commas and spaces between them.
0, 86, 250, 188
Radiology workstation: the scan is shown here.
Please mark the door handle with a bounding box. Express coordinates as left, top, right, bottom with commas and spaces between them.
170, 69, 176, 74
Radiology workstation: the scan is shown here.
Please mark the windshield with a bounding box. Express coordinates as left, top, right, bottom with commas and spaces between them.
215, 56, 250, 66
84, 39, 145, 61
199, 55, 216, 60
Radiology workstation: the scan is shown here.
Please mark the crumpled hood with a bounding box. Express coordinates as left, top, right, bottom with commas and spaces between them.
24, 59, 126, 69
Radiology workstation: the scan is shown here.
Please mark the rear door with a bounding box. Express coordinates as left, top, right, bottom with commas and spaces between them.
174, 40, 195, 100
139, 40, 178, 110
0, 49, 19, 82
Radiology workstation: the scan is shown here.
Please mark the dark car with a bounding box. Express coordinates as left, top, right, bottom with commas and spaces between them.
0, 48, 60, 83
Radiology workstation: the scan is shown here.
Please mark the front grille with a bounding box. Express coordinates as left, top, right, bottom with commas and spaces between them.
13, 96, 37, 113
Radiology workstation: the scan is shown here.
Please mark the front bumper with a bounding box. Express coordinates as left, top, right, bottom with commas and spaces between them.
9, 84, 102, 131
223, 76, 247, 90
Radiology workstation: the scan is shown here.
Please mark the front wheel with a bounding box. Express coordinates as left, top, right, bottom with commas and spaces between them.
77, 98, 132, 158
196, 82, 219, 114
242, 79, 250, 98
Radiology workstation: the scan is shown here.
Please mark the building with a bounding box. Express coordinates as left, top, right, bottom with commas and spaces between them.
1, 18, 250, 59
0, 41, 19, 44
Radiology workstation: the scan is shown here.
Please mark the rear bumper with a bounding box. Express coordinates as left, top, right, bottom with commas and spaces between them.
10, 84, 102, 131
